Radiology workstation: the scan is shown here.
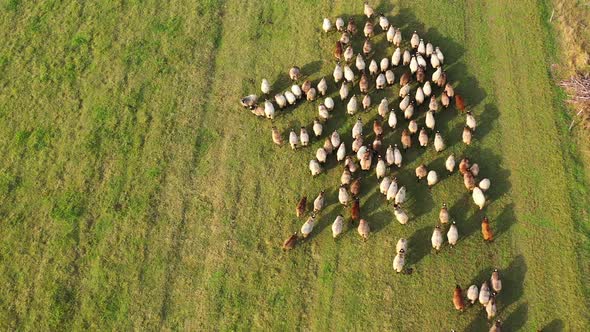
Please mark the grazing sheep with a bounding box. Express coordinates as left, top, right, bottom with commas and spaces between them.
385, 70, 395, 85
430, 52, 440, 68
344, 64, 355, 82
426, 110, 436, 130
292, 84, 303, 99
347, 17, 357, 35
350, 177, 361, 197
426, 42, 434, 57
467, 285, 479, 304
363, 38, 372, 55
473, 187, 486, 210
408, 120, 418, 134
491, 269, 502, 293
417, 128, 428, 147
352, 119, 363, 140
289, 66, 302, 81
261, 79, 271, 95
447, 221, 458, 247
340, 82, 350, 100
445, 83, 455, 97
264, 100, 275, 119
378, 13, 390, 31
384, 146, 395, 166
376, 157, 387, 179
296, 196, 307, 218
285, 91, 296, 105
300, 127, 310, 147
400, 71, 411, 86
393, 29, 402, 47
357, 145, 368, 161
435, 47, 445, 63
334, 42, 343, 61
356, 54, 366, 72
388, 109, 397, 128
396, 238, 408, 252
352, 135, 364, 152
380, 57, 390, 72
364, 2, 375, 18
376, 73, 386, 89
415, 87, 425, 105
409, 56, 418, 74
275, 93, 287, 108
321, 97, 333, 112
302, 80, 312, 94
306, 87, 317, 101
301, 214, 316, 238
427, 170, 438, 188
339, 185, 351, 206
470, 163, 480, 177
364, 21, 374, 38
479, 281, 491, 305
464, 171, 476, 191
400, 95, 410, 111
322, 18, 332, 33
490, 320, 502, 332
332, 215, 344, 238
432, 67, 442, 83
316, 147, 327, 164
317, 78, 328, 96
434, 131, 445, 152
399, 83, 411, 98
271, 126, 283, 145
439, 203, 449, 224
346, 156, 359, 173
358, 219, 370, 240
387, 178, 398, 201
380, 176, 392, 195
309, 159, 322, 176
429, 95, 439, 112
252, 105, 265, 117
324, 138, 334, 154
313, 119, 323, 137
446, 154, 456, 173
463, 126, 473, 145
387, 26, 396, 43
341, 168, 352, 185
333, 63, 344, 83
313, 191, 325, 212
347, 95, 358, 115
455, 94, 466, 112
318, 104, 330, 121
373, 135, 383, 153
340, 32, 350, 45
479, 178, 491, 191
392, 47, 401, 66
431, 225, 443, 251
378, 98, 389, 118
418, 39, 425, 54
393, 249, 406, 273
411, 31, 420, 49
337, 143, 346, 162
453, 285, 465, 311
401, 129, 412, 149
466, 111, 477, 130
360, 150, 373, 171
416, 66, 426, 83
289, 129, 299, 149
359, 72, 369, 94
335, 17, 345, 32
240, 94, 258, 109
351, 197, 360, 222
415, 164, 428, 180
394, 205, 409, 225
423, 81, 432, 97
459, 158, 470, 175
282, 233, 298, 250
486, 296, 497, 320
373, 120, 384, 136
395, 186, 406, 205
362, 94, 371, 110
481, 216, 493, 241
404, 102, 415, 120
394, 144, 402, 167
441, 91, 450, 108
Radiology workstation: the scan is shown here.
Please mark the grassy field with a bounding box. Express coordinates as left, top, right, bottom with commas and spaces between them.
1, 0, 589, 330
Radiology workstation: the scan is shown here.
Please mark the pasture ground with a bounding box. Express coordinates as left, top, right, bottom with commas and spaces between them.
0, 0, 589, 330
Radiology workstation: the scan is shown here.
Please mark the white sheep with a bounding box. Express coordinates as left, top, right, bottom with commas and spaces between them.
431, 225, 443, 251
385, 70, 395, 85
396, 238, 408, 252
275, 93, 287, 109
313, 191, 325, 212
467, 285, 479, 304
347, 95, 358, 115
399, 95, 410, 111
309, 159, 322, 176
369, 59, 379, 75
472, 187, 486, 210
337, 143, 346, 161
316, 147, 327, 164
291, 84, 303, 99
376, 157, 387, 179
380, 57, 389, 72
352, 118, 363, 138
394, 144, 402, 167
376, 73, 386, 89
466, 111, 477, 130
341, 168, 351, 185
394, 205, 409, 225
289, 129, 299, 149
479, 281, 491, 306
393, 249, 406, 273
264, 100, 275, 119
408, 120, 418, 134
395, 186, 406, 205
434, 132, 445, 152
332, 215, 344, 238
339, 82, 349, 100
410, 31, 420, 48
261, 79, 271, 94
300, 127, 309, 147
423, 81, 432, 97
392, 47, 401, 66
301, 214, 316, 238
387, 26, 395, 43
317, 77, 327, 96
491, 269, 502, 293
426, 110, 435, 130
330, 131, 341, 148
344, 46, 354, 62
325, 97, 334, 110
379, 98, 389, 118
362, 94, 371, 110
415, 86, 425, 105
439, 203, 449, 224
322, 18, 332, 33
403, 49, 411, 65
344, 64, 354, 82
386, 178, 398, 201
447, 221, 458, 247
427, 170, 438, 188
446, 154, 456, 173
285, 91, 296, 105
380, 176, 392, 195
356, 54, 365, 71
313, 119, 323, 137
338, 185, 350, 206
335, 17, 345, 32
479, 178, 491, 192
393, 29, 402, 47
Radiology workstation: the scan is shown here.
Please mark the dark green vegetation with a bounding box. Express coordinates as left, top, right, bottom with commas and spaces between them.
0, 0, 588, 330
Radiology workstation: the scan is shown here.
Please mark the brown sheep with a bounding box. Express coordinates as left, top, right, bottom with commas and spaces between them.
373, 119, 383, 136
347, 17, 357, 35
351, 198, 360, 222
359, 72, 369, 93
459, 158, 470, 175
455, 94, 466, 112
453, 285, 465, 311
463, 171, 476, 191
400, 71, 411, 86
436, 71, 447, 87
445, 83, 455, 97
282, 233, 298, 250
289, 66, 301, 81
363, 38, 372, 56
401, 129, 412, 149
416, 66, 425, 83
373, 134, 383, 152
301, 80, 312, 94
272, 126, 283, 145
441, 91, 450, 108
334, 42, 343, 61
415, 164, 428, 180
482, 216, 494, 241
350, 178, 361, 197
296, 196, 307, 218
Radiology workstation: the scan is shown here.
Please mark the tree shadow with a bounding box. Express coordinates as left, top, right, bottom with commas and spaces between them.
540, 319, 564, 332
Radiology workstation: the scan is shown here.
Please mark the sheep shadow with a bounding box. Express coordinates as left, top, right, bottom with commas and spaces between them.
367, 209, 393, 234
501, 255, 527, 309
463, 146, 512, 202
503, 302, 529, 331
406, 226, 432, 266
540, 319, 565, 332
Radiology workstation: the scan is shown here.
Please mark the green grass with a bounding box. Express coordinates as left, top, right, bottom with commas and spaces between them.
0, 0, 589, 330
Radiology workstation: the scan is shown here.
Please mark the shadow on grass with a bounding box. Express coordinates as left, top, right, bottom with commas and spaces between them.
540, 319, 564, 332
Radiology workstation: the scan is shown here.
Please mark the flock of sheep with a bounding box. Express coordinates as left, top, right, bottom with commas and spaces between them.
240, 3, 503, 330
